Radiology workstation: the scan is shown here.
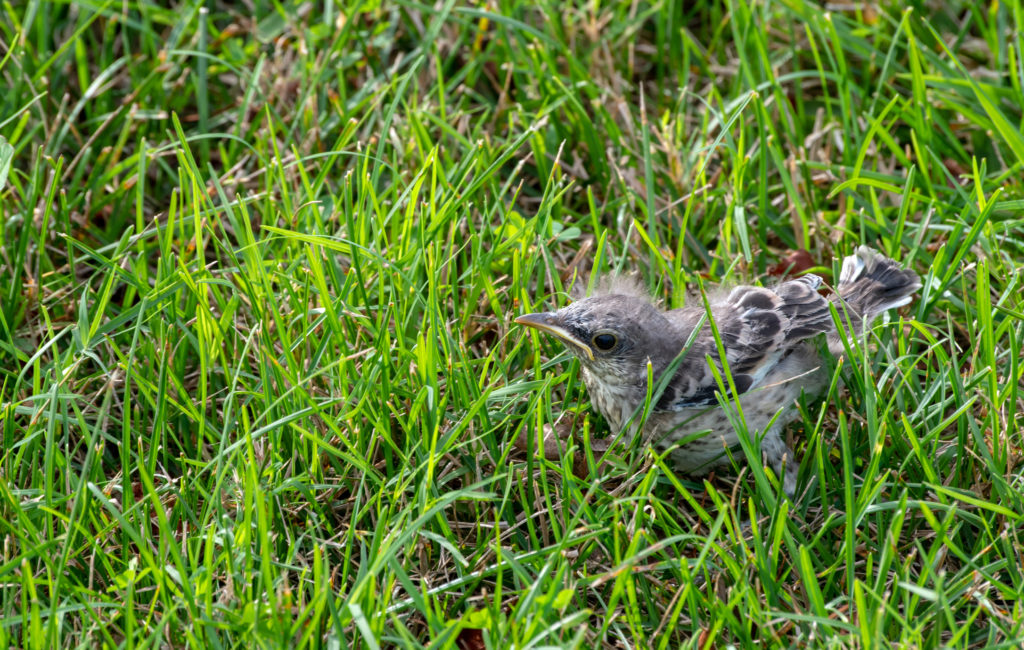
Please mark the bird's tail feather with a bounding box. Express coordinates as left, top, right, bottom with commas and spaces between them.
835, 246, 921, 321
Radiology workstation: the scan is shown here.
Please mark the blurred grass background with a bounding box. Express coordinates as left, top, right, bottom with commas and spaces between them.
1, 0, 1023, 647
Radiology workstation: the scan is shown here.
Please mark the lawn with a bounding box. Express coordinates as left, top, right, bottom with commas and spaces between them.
1, 0, 1023, 647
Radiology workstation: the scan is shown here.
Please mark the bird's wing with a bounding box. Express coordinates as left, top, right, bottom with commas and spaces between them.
655, 275, 832, 411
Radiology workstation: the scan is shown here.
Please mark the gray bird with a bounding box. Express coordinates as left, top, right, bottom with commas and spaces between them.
516, 246, 921, 496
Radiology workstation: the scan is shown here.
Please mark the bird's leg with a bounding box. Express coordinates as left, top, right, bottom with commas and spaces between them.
759, 424, 797, 497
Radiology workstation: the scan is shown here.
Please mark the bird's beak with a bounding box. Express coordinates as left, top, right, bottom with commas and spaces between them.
515, 312, 595, 361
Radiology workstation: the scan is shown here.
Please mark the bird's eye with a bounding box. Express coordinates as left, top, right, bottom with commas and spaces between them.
592, 333, 617, 350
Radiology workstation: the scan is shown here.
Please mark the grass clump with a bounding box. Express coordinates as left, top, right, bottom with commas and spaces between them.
1, 0, 1023, 647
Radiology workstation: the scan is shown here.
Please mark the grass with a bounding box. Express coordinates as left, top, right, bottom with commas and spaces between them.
1, 0, 1023, 647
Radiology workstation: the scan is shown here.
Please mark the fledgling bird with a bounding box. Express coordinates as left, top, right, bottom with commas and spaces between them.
516, 246, 921, 496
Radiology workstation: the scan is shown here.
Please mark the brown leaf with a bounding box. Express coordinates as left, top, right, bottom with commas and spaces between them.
513, 418, 574, 460
943, 158, 969, 181
768, 249, 816, 278
457, 627, 486, 650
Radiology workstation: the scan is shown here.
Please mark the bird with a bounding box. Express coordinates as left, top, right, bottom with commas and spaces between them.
515, 246, 921, 496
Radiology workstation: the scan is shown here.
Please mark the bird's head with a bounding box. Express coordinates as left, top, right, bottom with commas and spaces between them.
515, 294, 674, 381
